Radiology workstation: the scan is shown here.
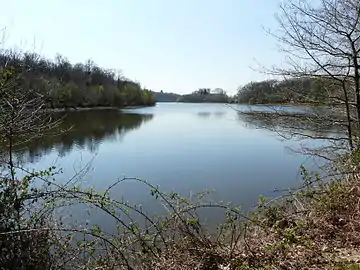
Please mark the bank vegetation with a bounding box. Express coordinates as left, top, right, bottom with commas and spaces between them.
2, 0, 360, 269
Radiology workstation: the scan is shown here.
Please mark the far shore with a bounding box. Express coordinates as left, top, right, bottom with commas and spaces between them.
43, 103, 323, 114
235, 102, 325, 107
44, 104, 154, 113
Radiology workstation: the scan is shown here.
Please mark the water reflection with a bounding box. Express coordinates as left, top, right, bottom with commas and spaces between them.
12, 103, 336, 229
197, 111, 226, 119
15, 110, 154, 163
197, 112, 211, 118
214, 111, 226, 118
236, 111, 346, 140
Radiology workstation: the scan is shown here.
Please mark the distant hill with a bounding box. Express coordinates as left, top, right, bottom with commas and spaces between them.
153, 91, 181, 102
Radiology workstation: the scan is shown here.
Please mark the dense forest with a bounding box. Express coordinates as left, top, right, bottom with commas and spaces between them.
0, 50, 155, 108
236, 77, 332, 104
177, 88, 228, 103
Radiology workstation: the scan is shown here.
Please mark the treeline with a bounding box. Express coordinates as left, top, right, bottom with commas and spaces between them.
152, 91, 181, 102
0, 50, 155, 108
177, 88, 228, 103
237, 77, 332, 105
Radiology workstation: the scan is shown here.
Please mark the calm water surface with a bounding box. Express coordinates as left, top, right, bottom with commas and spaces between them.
22, 103, 331, 226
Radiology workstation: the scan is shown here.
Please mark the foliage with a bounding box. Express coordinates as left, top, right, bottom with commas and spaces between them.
178, 88, 228, 103
237, 77, 331, 105
268, 0, 360, 150
336, 264, 360, 270
52, 165, 360, 270
152, 91, 181, 102
0, 50, 155, 109
0, 65, 61, 269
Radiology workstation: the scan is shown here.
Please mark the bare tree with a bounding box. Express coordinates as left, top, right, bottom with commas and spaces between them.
0, 53, 62, 269
235, 0, 360, 156
275, 0, 360, 149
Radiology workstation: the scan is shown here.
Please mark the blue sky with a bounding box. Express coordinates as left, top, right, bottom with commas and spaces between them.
0, 0, 282, 94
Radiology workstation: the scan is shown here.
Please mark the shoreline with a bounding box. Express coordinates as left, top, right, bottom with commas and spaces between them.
44, 104, 154, 113
236, 102, 325, 107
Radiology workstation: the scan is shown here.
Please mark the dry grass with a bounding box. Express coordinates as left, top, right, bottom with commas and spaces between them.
3, 171, 360, 270
149, 174, 360, 270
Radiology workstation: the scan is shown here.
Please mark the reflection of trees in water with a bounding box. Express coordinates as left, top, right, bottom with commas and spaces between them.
237, 111, 346, 140
237, 111, 351, 161
214, 111, 226, 118
197, 111, 226, 119
15, 110, 154, 163
197, 112, 211, 118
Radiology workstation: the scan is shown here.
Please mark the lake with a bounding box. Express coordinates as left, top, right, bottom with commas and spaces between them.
20, 103, 332, 228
